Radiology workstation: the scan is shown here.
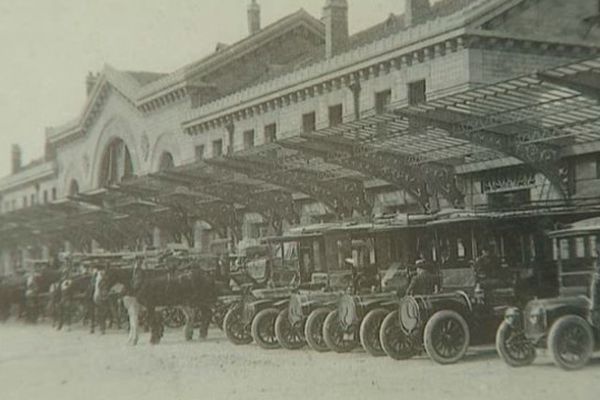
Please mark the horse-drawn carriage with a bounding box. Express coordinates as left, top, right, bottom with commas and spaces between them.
496, 216, 600, 370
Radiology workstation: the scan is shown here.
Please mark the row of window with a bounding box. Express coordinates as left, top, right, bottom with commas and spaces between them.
192, 80, 427, 160
1, 188, 57, 213
553, 236, 598, 261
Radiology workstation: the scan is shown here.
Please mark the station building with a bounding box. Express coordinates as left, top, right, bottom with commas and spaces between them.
1, 0, 600, 276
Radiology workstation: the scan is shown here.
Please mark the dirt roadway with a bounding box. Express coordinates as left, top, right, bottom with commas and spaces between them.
0, 323, 598, 400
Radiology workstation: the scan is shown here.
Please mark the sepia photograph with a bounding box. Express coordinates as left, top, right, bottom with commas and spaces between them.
1, 0, 600, 399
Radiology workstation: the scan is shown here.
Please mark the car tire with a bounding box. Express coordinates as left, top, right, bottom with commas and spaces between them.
379, 310, 417, 360
548, 315, 594, 370
495, 321, 536, 367
251, 308, 280, 350
322, 310, 358, 353
305, 308, 331, 352
359, 308, 388, 357
423, 310, 470, 365
275, 309, 305, 350
223, 304, 252, 345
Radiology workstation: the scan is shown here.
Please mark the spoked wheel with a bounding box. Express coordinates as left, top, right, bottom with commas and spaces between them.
548, 316, 594, 370
423, 310, 470, 365
379, 311, 417, 360
251, 308, 280, 350
162, 307, 186, 329
305, 308, 331, 352
275, 309, 305, 350
223, 304, 252, 345
360, 308, 388, 357
496, 321, 536, 367
323, 310, 358, 353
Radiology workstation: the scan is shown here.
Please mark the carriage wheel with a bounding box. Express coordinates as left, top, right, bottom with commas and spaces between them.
359, 308, 389, 357
423, 310, 470, 365
223, 304, 252, 345
379, 310, 417, 360
548, 315, 594, 370
322, 310, 358, 353
251, 308, 280, 350
275, 309, 305, 350
496, 321, 536, 367
305, 308, 331, 352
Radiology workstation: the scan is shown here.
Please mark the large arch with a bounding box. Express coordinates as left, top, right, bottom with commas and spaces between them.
150, 132, 183, 173
90, 116, 141, 189
98, 138, 134, 186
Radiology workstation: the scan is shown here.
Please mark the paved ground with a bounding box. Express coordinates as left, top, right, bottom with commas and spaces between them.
0, 321, 598, 400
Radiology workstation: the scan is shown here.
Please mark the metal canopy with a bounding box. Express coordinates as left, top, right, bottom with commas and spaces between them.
281, 57, 600, 202
204, 144, 371, 219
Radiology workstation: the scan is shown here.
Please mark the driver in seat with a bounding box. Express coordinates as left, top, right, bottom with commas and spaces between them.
405, 258, 438, 296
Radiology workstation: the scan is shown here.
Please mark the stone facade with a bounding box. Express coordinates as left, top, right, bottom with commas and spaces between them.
1, 0, 600, 275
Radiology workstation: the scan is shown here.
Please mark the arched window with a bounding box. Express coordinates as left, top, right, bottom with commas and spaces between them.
68, 180, 80, 197
158, 152, 175, 172
99, 138, 134, 186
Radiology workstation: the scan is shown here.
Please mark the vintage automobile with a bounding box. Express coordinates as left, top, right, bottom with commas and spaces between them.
379, 261, 521, 364
221, 243, 319, 349
496, 217, 600, 370
319, 224, 424, 355
274, 270, 356, 351
323, 291, 402, 355
274, 221, 419, 353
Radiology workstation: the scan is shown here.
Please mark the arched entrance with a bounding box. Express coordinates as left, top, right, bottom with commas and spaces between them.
98, 138, 134, 186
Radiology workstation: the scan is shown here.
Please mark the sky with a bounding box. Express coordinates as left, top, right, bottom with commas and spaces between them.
0, 0, 428, 178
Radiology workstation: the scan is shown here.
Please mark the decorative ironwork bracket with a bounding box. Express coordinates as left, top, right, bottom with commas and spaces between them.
396, 108, 569, 198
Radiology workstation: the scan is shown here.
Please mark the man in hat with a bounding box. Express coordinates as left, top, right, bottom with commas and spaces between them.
405, 258, 438, 296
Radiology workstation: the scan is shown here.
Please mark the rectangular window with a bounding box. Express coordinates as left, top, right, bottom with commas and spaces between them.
559, 238, 570, 260
23, 196, 27, 208
195, 145, 205, 161
212, 139, 223, 157
375, 89, 392, 114
575, 237, 586, 258
408, 80, 427, 105
328, 104, 343, 127
30, 194, 35, 206
243, 130, 255, 149
302, 112, 316, 134
43, 190, 48, 204
51, 188, 57, 201
264, 123, 277, 144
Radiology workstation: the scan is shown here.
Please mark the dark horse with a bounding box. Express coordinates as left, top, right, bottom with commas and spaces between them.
25, 269, 62, 322
95, 265, 217, 345
50, 273, 94, 331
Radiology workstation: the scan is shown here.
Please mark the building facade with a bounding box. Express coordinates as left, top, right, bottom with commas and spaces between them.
1, 0, 600, 275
